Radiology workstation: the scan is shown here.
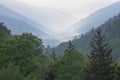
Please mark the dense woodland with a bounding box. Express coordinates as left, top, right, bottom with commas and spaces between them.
0, 14, 120, 80
0, 23, 120, 80
52, 13, 120, 61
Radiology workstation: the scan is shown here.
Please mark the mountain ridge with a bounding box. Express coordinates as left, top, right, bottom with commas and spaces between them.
52, 13, 120, 61
73, 1, 120, 34
0, 4, 57, 46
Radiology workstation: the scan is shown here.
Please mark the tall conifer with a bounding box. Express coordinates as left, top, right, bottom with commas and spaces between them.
84, 29, 116, 80
116, 67, 120, 80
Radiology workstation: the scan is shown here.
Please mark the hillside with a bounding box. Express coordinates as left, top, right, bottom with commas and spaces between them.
0, 4, 48, 38
73, 1, 120, 34
53, 13, 120, 61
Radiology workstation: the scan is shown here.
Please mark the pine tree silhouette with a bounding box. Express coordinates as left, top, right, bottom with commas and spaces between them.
84, 29, 116, 80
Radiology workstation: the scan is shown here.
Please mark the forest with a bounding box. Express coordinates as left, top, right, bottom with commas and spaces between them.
51, 13, 120, 61
0, 18, 120, 80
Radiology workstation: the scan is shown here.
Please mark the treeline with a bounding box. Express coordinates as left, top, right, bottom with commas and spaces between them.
0, 22, 120, 80
52, 13, 120, 61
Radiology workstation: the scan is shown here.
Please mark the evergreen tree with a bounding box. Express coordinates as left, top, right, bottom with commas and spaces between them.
51, 50, 57, 61
116, 66, 120, 80
44, 64, 55, 80
84, 29, 116, 80
67, 40, 74, 50
53, 40, 87, 80
0, 22, 11, 41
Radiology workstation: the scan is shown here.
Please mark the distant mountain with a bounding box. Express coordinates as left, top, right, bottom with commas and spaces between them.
0, 1, 73, 35
0, 1, 77, 45
0, 4, 45, 34
53, 13, 120, 61
0, 4, 48, 38
73, 1, 120, 34
0, 16, 41, 35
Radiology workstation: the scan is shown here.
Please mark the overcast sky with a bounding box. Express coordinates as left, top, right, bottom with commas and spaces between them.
1, 0, 120, 19
15, 0, 119, 9
13, 0, 120, 25
1, 0, 120, 24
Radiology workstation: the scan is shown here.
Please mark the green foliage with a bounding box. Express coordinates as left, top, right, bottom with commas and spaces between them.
116, 66, 120, 80
52, 41, 88, 80
53, 13, 120, 61
0, 63, 24, 80
21, 33, 44, 57
0, 22, 11, 41
37, 55, 52, 80
44, 64, 56, 80
0, 23, 51, 80
1, 15, 120, 80
84, 30, 117, 80
0, 35, 42, 77
50, 50, 57, 61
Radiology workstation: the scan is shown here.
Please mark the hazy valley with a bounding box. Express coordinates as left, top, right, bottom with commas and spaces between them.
0, 1, 120, 80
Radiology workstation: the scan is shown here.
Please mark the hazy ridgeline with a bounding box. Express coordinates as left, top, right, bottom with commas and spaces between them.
0, 1, 120, 80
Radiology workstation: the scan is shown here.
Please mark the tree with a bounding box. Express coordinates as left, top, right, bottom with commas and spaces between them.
0, 63, 22, 80
116, 66, 120, 80
44, 64, 56, 80
0, 23, 51, 80
21, 33, 44, 57
84, 29, 116, 80
67, 40, 74, 50
53, 40, 87, 80
51, 50, 57, 61
20, 33, 49, 79
0, 36, 40, 76
0, 22, 11, 41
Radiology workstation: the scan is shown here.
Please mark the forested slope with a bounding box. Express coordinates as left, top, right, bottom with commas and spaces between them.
53, 13, 120, 60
